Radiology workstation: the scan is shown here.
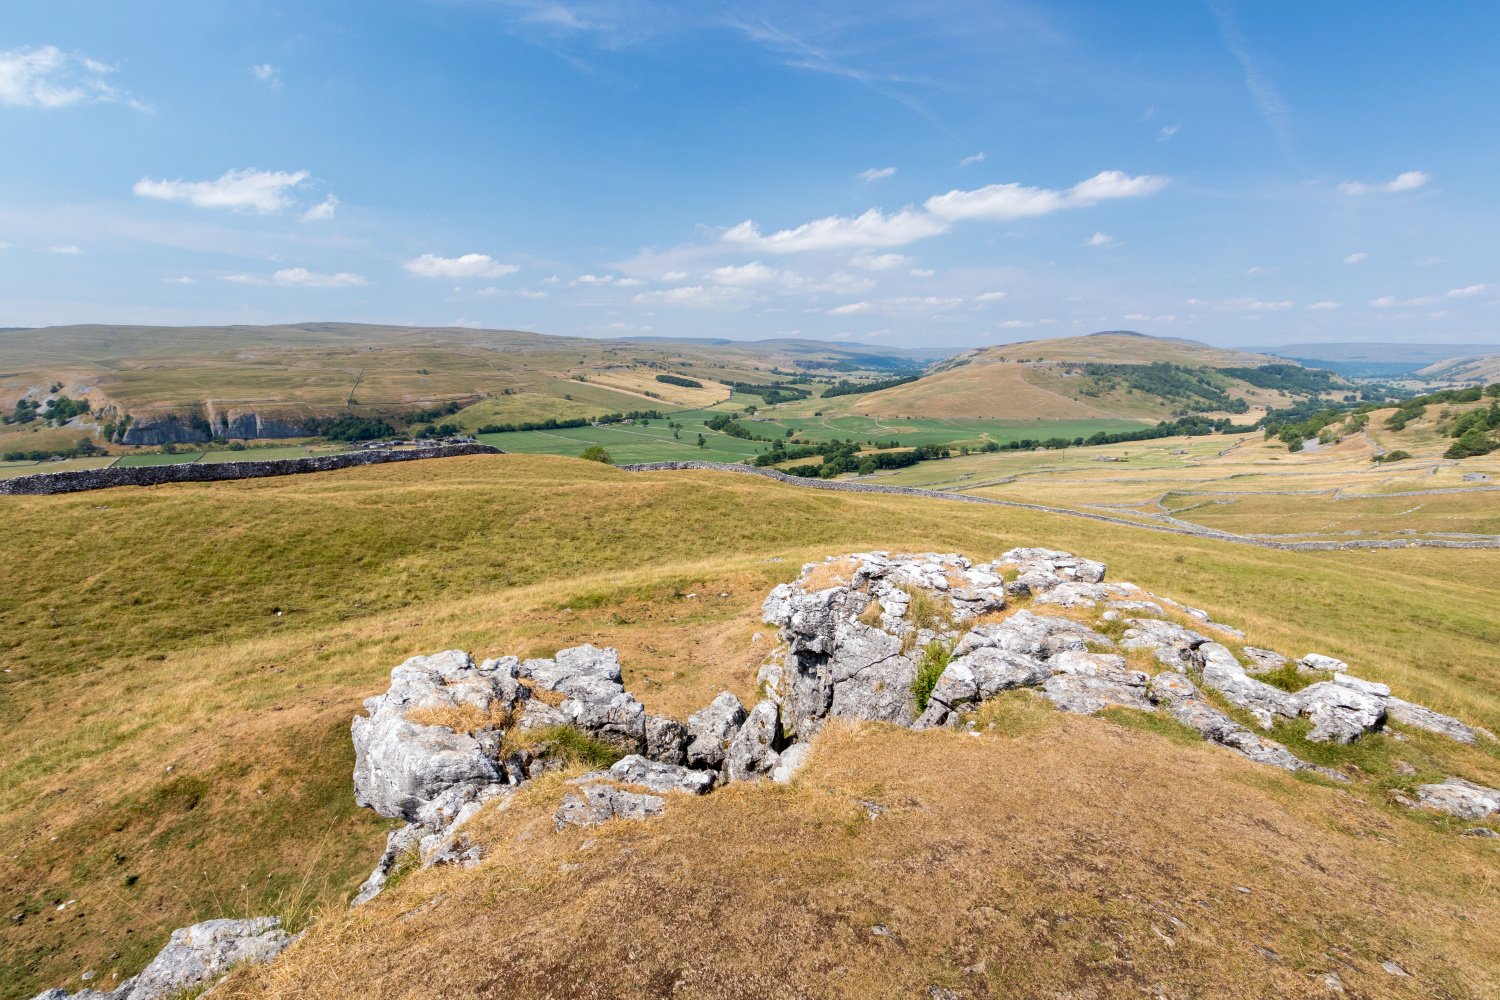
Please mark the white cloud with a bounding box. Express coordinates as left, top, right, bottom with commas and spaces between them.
631, 285, 752, 308
858, 166, 896, 183
0, 45, 144, 109
301, 194, 338, 222
707, 261, 778, 286
1339, 170, 1430, 195
727, 170, 1168, 253
515, 287, 548, 299
133, 168, 310, 214
1305, 301, 1339, 311
1157, 124, 1179, 141
724, 208, 947, 253
909, 268, 935, 278
164, 276, 195, 284
959, 152, 985, 167
1446, 283, 1489, 298
0, 242, 12, 250
1369, 295, 1400, 308
1085, 232, 1114, 248
222, 268, 367, 288
975, 291, 1007, 303
251, 63, 282, 90
1343, 252, 1368, 265
850, 252, 908, 271
405, 253, 519, 279
827, 301, 874, 315
661, 270, 689, 282
1222, 298, 1294, 312
44, 244, 82, 254
273, 268, 365, 288
1001, 319, 1033, 328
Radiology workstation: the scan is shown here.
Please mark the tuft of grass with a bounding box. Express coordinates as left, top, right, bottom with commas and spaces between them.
508, 725, 626, 770
911, 641, 952, 713
1251, 663, 1329, 693
900, 585, 953, 633
856, 596, 885, 629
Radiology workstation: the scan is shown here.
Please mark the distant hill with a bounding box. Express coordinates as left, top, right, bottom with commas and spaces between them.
804, 332, 1342, 422
1268, 341, 1500, 379
1417, 354, 1500, 384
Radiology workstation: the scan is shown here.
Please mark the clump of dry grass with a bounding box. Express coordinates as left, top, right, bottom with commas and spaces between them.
403, 703, 511, 734
800, 556, 858, 592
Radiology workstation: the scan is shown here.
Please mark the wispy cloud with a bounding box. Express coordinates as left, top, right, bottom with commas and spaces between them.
134, 168, 311, 213
1305, 301, 1339, 311
959, 152, 985, 167
725, 170, 1167, 253
301, 195, 339, 222
1209, 1, 1298, 167
1368, 284, 1487, 308
1085, 232, 1114, 248
857, 166, 896, 183
251, 63, 282, 90
1343, 252, 1368, 264
0, 44, 147, 110
1157, 124, 1179, 141
404, 253, 520, 278
1339, 170, 1430, 195
223, 268, 367, 288
44, 244, 82, 254
850, 252, 908, 271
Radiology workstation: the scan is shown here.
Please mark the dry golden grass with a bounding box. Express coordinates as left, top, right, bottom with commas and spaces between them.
3, 454, 1498, 997
800, 556, 859, 592
404, 704, 512, 734
222, 716, 1500, 1000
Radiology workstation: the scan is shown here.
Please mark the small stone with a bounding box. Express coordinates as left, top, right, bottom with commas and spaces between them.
1381, 959, 1409, 976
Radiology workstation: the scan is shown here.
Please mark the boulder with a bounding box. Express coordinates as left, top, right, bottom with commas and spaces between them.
1197, 643, 1295, 722
914, 648, 1050, 727
644, 714, 689, 765
1416, 779, 1500, 820
1040, 651, 1152, 714
1299, 653, 1349, 674
352, 651, 518, 820
49, 918, 293, 1000
1386, 698, 1491, 744
1241, 647, 1288, 674
684, 692, 746, 769
954, 610, 1111, 661
554, 783, 666, 830
770, 742, 812, 784
521, 645, 646, 751
1149, 672, 1335, 777
608, 754, 716, 795
1120, 618, 1210, 671
724, 699, 782, 782
1292, 680, 1387, 743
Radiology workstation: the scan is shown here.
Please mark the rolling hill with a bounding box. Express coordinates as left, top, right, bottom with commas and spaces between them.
1417, 353, 1500, 384
796, 332, 1348, 422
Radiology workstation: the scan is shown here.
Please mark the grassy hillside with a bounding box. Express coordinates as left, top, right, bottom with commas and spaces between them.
3, 455, 1499, 997
796, 332, 1346, 423
1418, 354, 1500, 384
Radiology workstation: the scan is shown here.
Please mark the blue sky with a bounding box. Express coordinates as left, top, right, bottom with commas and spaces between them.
2, 1, 1498, 349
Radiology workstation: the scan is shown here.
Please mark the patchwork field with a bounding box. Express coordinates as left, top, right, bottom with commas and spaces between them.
3, 454, 1499, 998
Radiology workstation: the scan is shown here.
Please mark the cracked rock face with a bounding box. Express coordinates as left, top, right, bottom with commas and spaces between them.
554, 783, 666, 830
608, 754, 717, 795
685, 692, 747, 770
725, 699, 783, 782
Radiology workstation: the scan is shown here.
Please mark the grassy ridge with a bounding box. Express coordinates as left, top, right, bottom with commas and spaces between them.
2, 454, 1498, 995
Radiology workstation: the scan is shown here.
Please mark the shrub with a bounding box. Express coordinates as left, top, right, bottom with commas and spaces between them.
1373, 450, 1412, 464
655, 373, 703, 389
579, 444, 613, 464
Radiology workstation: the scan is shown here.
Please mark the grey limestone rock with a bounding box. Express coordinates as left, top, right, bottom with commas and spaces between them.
1040, 650, 1152, 714
521, 645, 647, 751
954, 610, 1111, 661
1149, 672, 1339, 778
1386, 698, 1491, 744
1120, 618, 1210, 671
1299, 653, 1349, 674
1241, 647, 1288, 674
1416, 778, 1500, 820
914, 647, 1050, 727
61, 918, 291, 1000
684, 692, 746, 769
554, 783, 666, 830
770, 742, 811, 784
352, 650, 517, 820
643, 714, 689, 764
608, 754, 716, 795
1197, 643, 1296, 723
724, 699, 782, 782
1292, 678, 1387, 743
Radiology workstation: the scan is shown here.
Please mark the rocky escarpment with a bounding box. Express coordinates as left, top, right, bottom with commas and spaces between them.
344, 546, 1498, 915
115, 406, 319, 445
0, 443, 500, 496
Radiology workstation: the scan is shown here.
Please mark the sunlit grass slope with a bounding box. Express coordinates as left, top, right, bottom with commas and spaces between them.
2, 454, 1498, 997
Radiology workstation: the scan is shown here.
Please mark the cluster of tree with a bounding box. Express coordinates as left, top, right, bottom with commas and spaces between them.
1218, 364, 1345, 395
655, 373, 703, 389
724, 381, 810, 405
704, 412, 779, 442
399, 400, 463, 425
310, 415, 399, 442
784, 442, 952, 479
1445, 399, 1500, 458
752, 436, 903, 467
1076, 363, 1250, 414
819, 374, 922, 398
415, 422, 463, 439
475, 409, 663, 435
4, 437, 108, 462
4, 395, 92, 426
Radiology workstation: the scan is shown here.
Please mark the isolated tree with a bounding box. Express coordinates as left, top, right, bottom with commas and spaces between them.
579, 444, 613, 464
697, 433, 706, 448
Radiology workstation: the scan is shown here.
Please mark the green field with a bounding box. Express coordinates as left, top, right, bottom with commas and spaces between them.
480, 410, 1147, 464
111, 451, 205, 467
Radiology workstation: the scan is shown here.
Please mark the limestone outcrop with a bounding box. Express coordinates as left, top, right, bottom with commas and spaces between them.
32, 917, 291, 1000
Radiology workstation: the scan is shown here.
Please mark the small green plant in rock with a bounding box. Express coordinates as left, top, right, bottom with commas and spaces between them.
912, 640, 952, 712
